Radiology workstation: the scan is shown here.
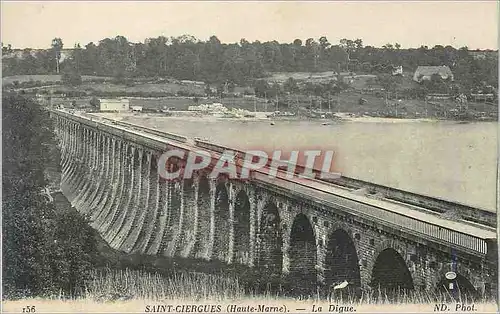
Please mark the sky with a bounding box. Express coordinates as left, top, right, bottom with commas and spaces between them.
1, 1, 498, 50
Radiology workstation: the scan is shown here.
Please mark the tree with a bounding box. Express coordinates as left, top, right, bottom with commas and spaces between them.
216, 83, 225, 98
204, 84, 213, 97
51, 38, 63, 74
72, 43, 83, 73
377, 73, 397, 92
2, 35, 497, 94
382, 43, 394, 50
2, 42, 12, 54
305, 38, 320, 70
423, 73, 450, 93
253, 79, 270, 98
354, 39, 363, 50
319, 36, 330, 50
339, 39, 356, 71
61, 70, 82, 86
283, 77, 299, 93
89, 97, 100, 109
3, 93, 99, 298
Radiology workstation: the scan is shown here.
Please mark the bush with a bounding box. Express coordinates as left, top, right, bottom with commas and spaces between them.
41, 196, 98, 297
89, 96, 100, 109
62, 71, 82, 86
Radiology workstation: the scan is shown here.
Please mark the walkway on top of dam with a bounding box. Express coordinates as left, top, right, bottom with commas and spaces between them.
54, 110, 497, 257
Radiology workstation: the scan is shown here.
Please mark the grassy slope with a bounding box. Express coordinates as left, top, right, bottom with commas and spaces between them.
2, 74, 114, 85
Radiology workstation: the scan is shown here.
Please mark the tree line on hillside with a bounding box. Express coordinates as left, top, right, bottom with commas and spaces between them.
2, 93, 99, 298
2, 35, 498, 93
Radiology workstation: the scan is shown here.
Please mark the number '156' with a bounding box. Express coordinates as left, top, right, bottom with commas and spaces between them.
22, 306, 36, 313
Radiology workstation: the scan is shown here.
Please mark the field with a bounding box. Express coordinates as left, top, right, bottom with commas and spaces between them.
2, 74, 113, 85
265, 71, 338, 83
3, 74, 255, 94
347, 72, 418, 91
264, 71, 418, 91
70, 81, 205, 95
11, 80, 206, 95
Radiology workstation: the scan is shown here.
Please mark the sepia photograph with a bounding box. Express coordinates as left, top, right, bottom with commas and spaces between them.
1, 1, 499, 313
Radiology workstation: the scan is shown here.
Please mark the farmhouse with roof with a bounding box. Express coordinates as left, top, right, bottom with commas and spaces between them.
413, 65, 454, 83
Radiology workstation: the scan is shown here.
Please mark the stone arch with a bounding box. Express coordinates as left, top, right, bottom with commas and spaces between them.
433, 266, 479, 301
257, 200, 283, 278
324, 228, 361, 295
365, 240, 410, 282
287, 213, 317, 296
233, 188, 251, 265
212, 179, 230, 262
370, 247, 414, 296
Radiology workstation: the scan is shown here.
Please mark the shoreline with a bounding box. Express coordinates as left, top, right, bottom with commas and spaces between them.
93, 111, 494, 124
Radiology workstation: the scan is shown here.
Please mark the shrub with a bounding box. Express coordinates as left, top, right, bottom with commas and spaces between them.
62, 71, 82, 86
89, 96, 100, 109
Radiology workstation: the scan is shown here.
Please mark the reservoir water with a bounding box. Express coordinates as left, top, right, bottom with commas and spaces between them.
124, 115, 497, 212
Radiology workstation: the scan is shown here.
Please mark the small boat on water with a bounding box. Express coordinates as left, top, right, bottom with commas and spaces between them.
321, 122, 330, 125
270, 121, 275, 125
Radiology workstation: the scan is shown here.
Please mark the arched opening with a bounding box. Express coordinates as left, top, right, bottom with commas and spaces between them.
287, 213, 317, 296
258, 202, 282, 278
371, 248, 414, 298
436, 273, 478, 302
212, 182, 230, 262
324, 229, 361, 299
193, 174, 210, 258
233, 189, 251, 265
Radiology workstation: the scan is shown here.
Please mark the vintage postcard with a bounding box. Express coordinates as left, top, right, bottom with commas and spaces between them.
1, 1, 498, 313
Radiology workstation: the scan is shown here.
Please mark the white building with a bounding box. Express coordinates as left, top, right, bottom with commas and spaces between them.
392, 65, 403, 76
99, 99, 130, 112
